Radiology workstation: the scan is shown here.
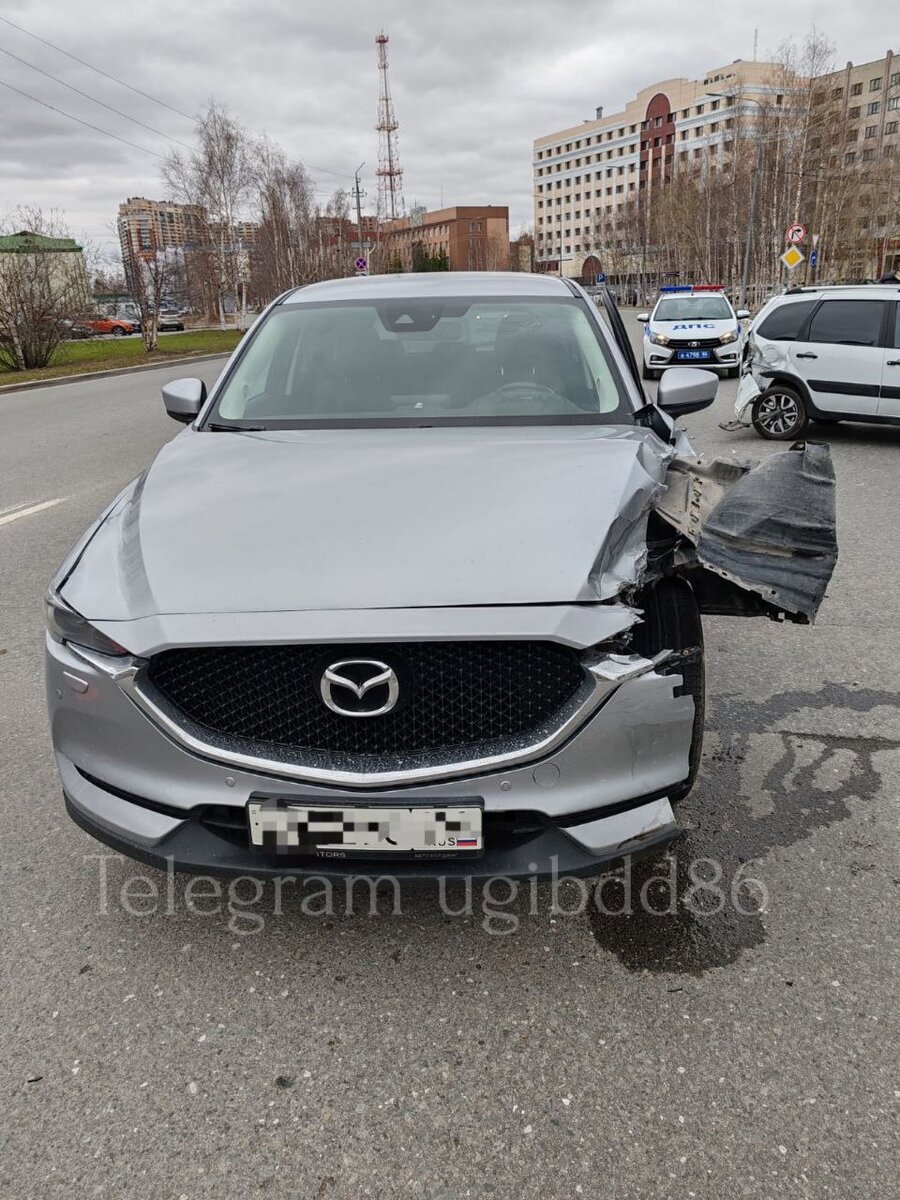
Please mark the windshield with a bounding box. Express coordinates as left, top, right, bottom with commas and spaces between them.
208, 297, 632, 427
654, 296, 733, 321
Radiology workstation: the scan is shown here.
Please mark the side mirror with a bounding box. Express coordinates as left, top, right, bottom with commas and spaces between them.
736, 308, 751, 320
636, 312, 650, 323
162, 377, 206, 424
656, 367, 717, 416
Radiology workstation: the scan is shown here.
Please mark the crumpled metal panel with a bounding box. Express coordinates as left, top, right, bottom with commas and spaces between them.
658, 443, 837, 620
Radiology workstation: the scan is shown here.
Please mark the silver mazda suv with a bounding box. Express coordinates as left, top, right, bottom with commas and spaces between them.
46, 273, 837, 880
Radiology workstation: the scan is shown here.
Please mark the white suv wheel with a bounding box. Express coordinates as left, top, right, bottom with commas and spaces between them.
752, 387, 808, 440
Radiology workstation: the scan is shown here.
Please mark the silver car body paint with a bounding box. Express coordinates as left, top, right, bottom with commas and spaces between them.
46, 272, 836, 877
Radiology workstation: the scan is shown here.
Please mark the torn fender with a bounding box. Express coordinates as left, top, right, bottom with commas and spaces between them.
656, 442, 837, 622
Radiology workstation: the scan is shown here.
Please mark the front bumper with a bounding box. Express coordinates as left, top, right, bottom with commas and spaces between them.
47, 632, 694, 880
644, 342, 741, 371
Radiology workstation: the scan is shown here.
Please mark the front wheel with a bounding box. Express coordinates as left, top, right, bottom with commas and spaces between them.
752, 385, 809, 440
112, 326, 125, 337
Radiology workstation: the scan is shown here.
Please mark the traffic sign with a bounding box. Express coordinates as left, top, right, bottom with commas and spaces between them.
786, 223, 807, 245
354, 256, 368, 272
596, 272, 606, 283
780, 246, 805, 270
809, 250, 818, 267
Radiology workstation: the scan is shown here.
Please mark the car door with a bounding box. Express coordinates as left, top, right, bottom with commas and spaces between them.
878, 301, 900, 418
789, 298, 887, 415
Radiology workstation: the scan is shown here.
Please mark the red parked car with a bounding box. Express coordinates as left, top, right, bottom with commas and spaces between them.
87, 316, 137, 337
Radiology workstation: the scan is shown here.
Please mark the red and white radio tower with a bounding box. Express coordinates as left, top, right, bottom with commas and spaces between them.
375, 31, 405, 221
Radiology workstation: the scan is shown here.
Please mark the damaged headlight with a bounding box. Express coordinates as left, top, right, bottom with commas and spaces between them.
45, 588, 129, 656
719, 328, 739, 344
649, 332, 670, 346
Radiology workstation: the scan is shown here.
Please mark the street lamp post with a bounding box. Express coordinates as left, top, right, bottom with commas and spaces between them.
711, 92, 765, 309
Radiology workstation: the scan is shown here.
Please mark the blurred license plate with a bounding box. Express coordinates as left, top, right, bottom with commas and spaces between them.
247, 800, 483, 858
676, 349, 711, 361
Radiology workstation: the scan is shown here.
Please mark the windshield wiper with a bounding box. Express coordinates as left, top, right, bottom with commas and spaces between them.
206, 422, 268, 432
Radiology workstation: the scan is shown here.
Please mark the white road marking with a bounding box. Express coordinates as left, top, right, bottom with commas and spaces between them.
0, 498, 64, 526
0, 501, 31, 519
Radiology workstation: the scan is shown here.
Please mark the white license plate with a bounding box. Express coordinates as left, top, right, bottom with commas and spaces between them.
247, 801, 483, 857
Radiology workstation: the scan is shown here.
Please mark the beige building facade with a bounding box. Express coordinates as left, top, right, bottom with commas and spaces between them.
533, 59, 783, 278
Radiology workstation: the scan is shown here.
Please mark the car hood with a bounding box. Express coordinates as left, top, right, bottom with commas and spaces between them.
61, 425, 672, 621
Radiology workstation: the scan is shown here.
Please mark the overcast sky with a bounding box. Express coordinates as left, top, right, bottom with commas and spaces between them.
0, 0, 894, 261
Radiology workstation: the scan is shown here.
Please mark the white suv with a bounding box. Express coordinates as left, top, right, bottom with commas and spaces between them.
736, 284, 900, 439
638, 287, 749, 381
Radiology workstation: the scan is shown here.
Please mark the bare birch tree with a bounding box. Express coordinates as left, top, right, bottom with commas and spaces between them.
163, 103, 254, 328
0, 207, 89, 371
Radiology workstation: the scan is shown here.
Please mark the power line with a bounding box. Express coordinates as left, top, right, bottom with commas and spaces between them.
0, 45, 194, 150
0, 13, 195, 121
0, 15, 359, 185
0, 77, 165, 160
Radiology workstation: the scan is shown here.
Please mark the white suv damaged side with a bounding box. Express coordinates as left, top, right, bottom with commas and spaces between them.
733, 285, 900, 439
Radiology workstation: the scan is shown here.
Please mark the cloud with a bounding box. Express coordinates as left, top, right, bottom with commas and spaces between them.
0, 0, 893, 252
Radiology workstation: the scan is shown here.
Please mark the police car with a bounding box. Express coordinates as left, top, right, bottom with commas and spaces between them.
637, 286, 750, 381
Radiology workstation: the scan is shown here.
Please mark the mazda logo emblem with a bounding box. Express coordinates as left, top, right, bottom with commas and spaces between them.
320, 659, 399, 717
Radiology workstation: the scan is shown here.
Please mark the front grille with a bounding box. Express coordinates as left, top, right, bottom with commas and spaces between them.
143, 641, 588, 772
666, 336, 723, 349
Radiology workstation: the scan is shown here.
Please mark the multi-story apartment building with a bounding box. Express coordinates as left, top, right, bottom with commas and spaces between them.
823, 49, 899, 164
533, 60, 782, 278
819, 49, 899, 276
117, 197, 207, 260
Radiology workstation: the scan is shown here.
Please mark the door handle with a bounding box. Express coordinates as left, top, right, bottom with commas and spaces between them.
887, 359, 900, 367
795, 352, 818, 359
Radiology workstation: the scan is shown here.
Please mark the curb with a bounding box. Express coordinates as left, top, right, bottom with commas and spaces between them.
0, 351, 232, 396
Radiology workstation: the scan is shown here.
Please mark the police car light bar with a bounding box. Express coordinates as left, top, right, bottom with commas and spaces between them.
658, 284, 725, 293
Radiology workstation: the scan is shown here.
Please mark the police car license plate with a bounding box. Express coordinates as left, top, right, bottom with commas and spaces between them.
676, 349, 711, 361
247, 800, 484, 857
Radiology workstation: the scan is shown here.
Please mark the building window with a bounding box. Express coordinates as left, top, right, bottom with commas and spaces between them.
695, 104, 704, 115
832, 86, 844, 98
867, 101, 881, 115
862, 147, 876, 161
847, 129, 858, 141
711, 99, 720, 111
849, 106, 861, 118
870, 76, 883, 91
865, 124, 877, 138
885, 121, 899, 134
888, 96, 900, 110
845, 150, 857, 163
891, 72, 900, 87
851, 81, 863, 95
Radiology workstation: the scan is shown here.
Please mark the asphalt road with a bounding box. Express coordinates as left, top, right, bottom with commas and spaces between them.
2, 335, 898, 1199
